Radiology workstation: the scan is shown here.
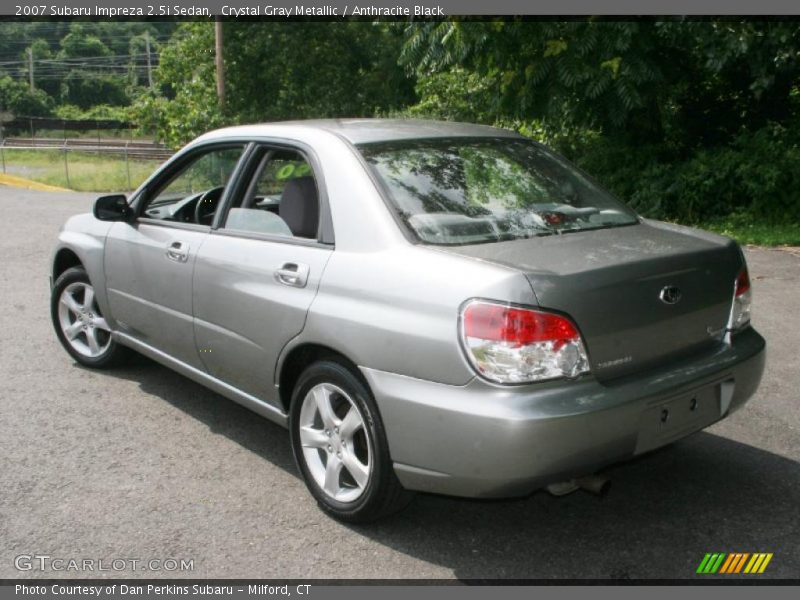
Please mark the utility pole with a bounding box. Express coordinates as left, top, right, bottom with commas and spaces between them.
144, 31, 154, 90
214, 18, 225, 109
27, 47, 34, 91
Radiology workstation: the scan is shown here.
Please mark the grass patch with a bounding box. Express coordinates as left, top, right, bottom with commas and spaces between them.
0, 149, 162, 192
700, 217, 800, 247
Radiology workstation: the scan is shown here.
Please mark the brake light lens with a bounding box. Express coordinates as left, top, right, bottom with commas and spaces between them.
735, 268, 751, 295
460, 300, 590, 384
730, 267, 752, 330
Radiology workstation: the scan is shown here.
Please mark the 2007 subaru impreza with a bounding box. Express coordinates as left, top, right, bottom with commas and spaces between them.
51, 119, 766, 522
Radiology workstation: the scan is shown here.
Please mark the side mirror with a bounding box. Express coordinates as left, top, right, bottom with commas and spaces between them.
93, 194, 131, 222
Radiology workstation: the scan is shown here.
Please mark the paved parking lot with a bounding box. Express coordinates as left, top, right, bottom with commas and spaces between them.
1, 188, 798, 580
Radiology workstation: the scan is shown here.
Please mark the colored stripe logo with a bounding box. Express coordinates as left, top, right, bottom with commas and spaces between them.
697, 553, 773, 574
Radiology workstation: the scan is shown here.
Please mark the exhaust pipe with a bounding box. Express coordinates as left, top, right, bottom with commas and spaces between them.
575, 473, 612, 496
545, 480, 579, 496
545, 473, 611, 497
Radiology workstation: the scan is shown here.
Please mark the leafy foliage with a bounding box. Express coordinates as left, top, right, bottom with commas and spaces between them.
0, 21, 175, 115
398, 67, 497, 123
399, 20, 800, 226
137, 22, 415, 147
574, 121, 800, 223
131, 23, 223, 147
0, 75, 52, 116
1, 19, 798, 237
400, 21, 666, 136
53, 103, 131, 121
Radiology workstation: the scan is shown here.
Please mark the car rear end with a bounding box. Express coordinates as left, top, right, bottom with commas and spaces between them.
352, 131, 766, 498
364, 321, 764, 498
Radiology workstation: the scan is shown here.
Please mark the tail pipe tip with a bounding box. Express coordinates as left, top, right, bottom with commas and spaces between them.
545, 473, 611, 497
575, 473, 612, 496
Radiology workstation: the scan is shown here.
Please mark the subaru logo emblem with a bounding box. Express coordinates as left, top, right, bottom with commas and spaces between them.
659, 285, 682, 305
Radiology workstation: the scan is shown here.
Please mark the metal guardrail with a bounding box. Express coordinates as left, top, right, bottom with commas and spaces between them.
0, 137, 173, 159
0, 117, 132, 133
0, 137, 173, 189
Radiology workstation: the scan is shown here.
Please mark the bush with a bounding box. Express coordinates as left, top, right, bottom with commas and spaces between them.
59, 72, 129, 109
0, 75, 53, 117
567, 121, 800, 224
54, 104, 131, 122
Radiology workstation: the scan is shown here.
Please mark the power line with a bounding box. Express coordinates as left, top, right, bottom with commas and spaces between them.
0, 53, 155, 67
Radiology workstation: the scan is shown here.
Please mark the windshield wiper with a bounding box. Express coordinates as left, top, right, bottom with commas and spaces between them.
559, 221, 638, 235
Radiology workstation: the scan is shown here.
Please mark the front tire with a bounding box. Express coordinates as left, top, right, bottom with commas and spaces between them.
51, 266, 128, 368
289, 360, 412, 522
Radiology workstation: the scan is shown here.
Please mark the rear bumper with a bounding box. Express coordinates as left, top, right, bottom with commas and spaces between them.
362, 327, 766, 498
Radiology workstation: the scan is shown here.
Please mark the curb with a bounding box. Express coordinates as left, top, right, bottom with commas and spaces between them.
0, 173, 72, 192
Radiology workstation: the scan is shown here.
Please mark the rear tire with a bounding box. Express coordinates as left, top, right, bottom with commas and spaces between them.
289, 360, 413, 522
51, 266, 129, 368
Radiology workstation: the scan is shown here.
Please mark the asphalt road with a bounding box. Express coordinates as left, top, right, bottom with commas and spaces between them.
1, 188, 798, 580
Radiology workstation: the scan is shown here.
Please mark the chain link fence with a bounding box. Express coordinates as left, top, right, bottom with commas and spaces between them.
0, 117, 171, 192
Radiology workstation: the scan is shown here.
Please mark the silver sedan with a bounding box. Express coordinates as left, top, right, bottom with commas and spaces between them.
50, 119, 766, 522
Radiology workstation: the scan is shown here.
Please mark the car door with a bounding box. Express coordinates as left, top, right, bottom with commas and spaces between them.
104, 143, 248, 369
192, 144, 334, 407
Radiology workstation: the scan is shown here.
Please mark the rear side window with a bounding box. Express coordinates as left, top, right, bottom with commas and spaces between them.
359, 138, 638, 246
221, 148, 320, 240
253, 154, 314, 198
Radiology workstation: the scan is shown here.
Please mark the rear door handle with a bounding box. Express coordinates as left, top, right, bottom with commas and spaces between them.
275, 262, 309, 288
165, 241, 190, 263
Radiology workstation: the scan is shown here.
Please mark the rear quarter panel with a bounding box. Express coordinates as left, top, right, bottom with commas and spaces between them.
296, 245, 536, 385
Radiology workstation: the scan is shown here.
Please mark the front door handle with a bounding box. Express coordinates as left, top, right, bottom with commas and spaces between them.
165, 241, 190, 263
275, 262, 309, 288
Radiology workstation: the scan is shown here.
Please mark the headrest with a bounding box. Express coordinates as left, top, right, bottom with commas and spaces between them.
279, 176, 319, 239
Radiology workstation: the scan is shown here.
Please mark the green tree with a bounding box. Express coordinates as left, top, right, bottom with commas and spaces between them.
400, 21, 799, 146
401, 67, 496, 123
132, 23, 223, 147
0, 75, 53, 117
399, 20, 800, 222
225, 22, 412, 123
0, 21, 177, 115
56, 28, 128, 108
58, 30, 112, 59
137, 22, 415, 147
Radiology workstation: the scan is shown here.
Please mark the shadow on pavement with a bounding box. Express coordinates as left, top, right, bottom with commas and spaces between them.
92, 357, 800, 580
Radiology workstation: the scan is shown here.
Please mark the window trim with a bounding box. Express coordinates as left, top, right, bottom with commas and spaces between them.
210, 227, 334, 250
134, 220, 212, 234
237, 149, 276, 211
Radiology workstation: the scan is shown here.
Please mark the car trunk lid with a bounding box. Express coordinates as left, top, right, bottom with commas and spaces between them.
441, 221, 742, 381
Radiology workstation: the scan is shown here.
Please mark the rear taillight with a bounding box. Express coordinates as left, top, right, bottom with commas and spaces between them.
460, 300, 590, 384
730, 266, 752, 330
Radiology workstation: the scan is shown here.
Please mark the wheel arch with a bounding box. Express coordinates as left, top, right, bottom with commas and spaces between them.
277, 342, 366, 414
52, 247, 84, 282
51, 228, 117, 335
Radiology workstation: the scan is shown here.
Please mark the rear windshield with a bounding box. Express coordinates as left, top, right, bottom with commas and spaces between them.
358, 137, 639, 246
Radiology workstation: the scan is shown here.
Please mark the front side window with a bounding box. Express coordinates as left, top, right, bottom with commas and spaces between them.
140, 145, 246, 225
221, 148, 320, 239
359, 138, 638, 246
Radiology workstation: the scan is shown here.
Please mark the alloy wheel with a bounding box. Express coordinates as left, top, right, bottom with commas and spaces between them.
57, 282, 112, 358
298, 383, 373, 503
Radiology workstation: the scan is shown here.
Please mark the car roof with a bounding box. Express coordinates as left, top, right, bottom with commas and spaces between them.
201, 118, 524, 145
